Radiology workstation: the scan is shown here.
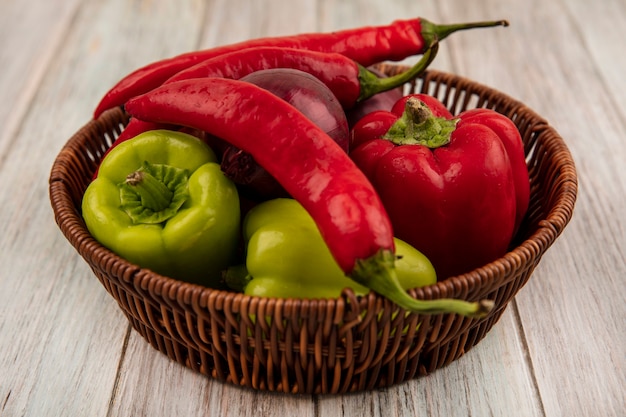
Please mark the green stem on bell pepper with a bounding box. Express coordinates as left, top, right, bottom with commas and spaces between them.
120, 161, 190, 223
82, 129, 241, 287
382, 97, 458, 147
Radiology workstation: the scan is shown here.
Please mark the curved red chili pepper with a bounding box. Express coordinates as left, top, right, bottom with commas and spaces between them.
94, 18, 508, 118
126, 78, 394, 271
124, 78, 493, 317
93, 43, 439, 179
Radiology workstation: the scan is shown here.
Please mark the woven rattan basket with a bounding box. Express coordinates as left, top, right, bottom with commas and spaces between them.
49, 66, 577, 394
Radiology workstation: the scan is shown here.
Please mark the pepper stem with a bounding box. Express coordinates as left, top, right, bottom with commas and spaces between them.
350, 249, 494, 318
383, 97, 458, 147
119, 161, 190, 224
126, 170, 173, 211
357, 40, 439, 102
420, 18, 509, 46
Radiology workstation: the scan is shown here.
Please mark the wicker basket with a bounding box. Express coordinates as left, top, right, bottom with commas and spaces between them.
49, 66, 577, 394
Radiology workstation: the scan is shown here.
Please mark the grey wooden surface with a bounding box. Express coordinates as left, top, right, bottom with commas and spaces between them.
1, 0, 624, 416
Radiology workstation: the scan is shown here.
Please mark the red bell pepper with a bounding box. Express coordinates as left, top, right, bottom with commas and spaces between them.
350, 94, 530, 279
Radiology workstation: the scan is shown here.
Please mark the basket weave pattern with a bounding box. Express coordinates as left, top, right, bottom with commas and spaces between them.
49, 67, 577, 394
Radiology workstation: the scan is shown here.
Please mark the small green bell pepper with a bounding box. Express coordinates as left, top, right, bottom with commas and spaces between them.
225, 198, 436, 298
82, 129, 240, 287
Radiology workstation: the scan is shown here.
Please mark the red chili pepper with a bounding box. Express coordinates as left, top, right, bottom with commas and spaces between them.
350, 95, 530, 279
124, 78, 493, 317
94, 18, 508, 118
93, 43, 439, 179
166, 45, 439, 109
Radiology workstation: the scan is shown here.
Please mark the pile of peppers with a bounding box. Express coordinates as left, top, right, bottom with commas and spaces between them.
82, 16, 525, 318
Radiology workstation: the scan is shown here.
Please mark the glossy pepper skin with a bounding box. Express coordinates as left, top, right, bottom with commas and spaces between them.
81, 130, 240, 287
125, 78, 493, 317
226, 198, 437, 299
93, 18, 508, 118
350, 95, 530, 279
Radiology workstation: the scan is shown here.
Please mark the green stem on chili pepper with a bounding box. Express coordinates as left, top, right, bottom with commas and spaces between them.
420, 18, 509, 46
351, 249, 493, 318
357, 40, 439, 102
383, 97, 458, 147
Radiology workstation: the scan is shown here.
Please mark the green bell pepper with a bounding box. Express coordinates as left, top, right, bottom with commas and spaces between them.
225, 198, 436, 298
82, 129, 240, 287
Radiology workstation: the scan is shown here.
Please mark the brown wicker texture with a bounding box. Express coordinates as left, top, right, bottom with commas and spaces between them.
49, 67, 577, 394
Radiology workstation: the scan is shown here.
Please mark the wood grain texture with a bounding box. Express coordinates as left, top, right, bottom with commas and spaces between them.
0, 0, 624, 416
0, 0, 81, 158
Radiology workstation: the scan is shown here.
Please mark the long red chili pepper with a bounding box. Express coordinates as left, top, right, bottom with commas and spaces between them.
94, 18, 508, 118
124, 77, 493, 317
94, 42, 438, 176
166, 44, 439, 108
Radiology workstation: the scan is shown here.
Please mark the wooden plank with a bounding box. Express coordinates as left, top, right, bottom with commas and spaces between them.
0, 0, 81, 157
200, 0, 319, 47
564, 0, 626, 111
313, 1, 543, 416
0, 1, 127, 416
106, 2, 319, 415
41, 0, 209, 129
108, 1, 323, 415
0, 0, 207, 416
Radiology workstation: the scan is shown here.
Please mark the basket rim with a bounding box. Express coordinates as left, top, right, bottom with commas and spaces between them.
49, 68, 578, 314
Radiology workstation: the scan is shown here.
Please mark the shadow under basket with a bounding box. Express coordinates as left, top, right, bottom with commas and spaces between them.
49, 67, 577, 394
